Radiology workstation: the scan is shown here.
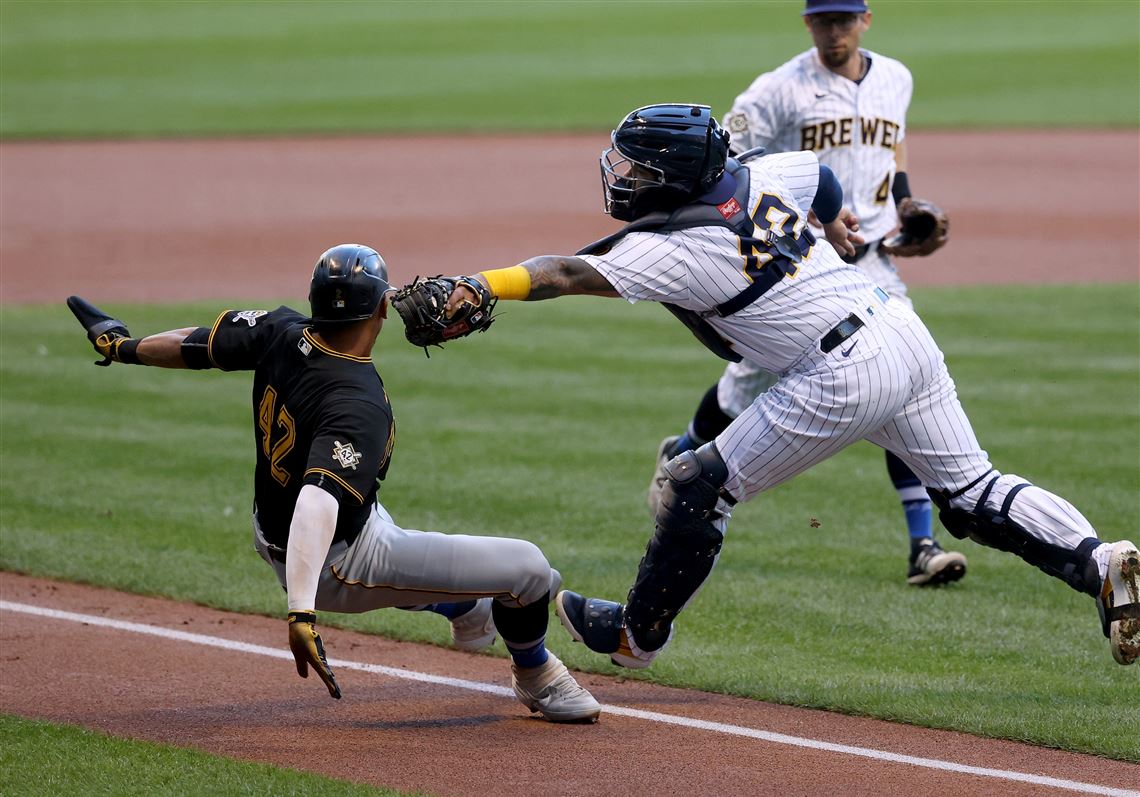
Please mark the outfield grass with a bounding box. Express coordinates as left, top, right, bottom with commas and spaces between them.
0, 715, 425, 797
1, 283, 1137, 760
1, 0, 1136, 138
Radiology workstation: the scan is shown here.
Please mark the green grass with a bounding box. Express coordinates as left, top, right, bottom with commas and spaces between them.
0, 715, 425, 797
1, 0, 1136, 138
1, 283, 1138, 761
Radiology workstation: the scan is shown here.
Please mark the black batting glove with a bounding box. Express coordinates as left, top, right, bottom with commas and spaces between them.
287, 611, 342, 699
66, 295, 140, 366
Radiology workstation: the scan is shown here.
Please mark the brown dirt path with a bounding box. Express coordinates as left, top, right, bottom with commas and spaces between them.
3, 573, 1138, 797
1, 130, 1136, 306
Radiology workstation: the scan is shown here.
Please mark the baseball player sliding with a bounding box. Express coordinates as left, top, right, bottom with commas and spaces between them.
430, 103, 1139, 670
67, 245, 600, 723
648, 0, 964, 588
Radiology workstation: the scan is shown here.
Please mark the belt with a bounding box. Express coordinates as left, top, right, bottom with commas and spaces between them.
820, 314, 865, 353
819, 287, 889, 353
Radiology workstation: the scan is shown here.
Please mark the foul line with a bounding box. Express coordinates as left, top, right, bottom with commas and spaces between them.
2, 600, 1135, 797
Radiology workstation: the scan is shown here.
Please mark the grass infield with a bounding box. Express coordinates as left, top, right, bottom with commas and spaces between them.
1, 0, 1137, 137
1, 283, 1137, 761
0, 714, 424, 797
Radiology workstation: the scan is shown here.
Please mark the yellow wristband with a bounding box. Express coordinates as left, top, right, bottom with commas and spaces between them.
479, 265, 531, 300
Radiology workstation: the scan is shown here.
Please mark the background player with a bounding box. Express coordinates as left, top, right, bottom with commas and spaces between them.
442, 104, 1140, 670
67, 244, 600, 723
647, 0, 965, 587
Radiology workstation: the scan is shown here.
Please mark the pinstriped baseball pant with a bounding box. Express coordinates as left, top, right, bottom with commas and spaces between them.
717, 299, 1098, 553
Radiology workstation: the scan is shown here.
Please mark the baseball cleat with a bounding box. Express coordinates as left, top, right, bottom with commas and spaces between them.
511, 652, 601, 723
646, 435, 680, 517
1098, 540, 1140, 665
450, 597, 497, 652
906, 539, 967, 587
555, 590, 668, 669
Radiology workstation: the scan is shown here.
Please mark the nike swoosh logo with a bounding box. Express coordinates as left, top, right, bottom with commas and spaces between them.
815, 91, 828, 98
841, 341, 858, 357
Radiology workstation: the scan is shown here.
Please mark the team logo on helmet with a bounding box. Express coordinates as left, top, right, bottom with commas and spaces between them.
233, 310, 268, 327
332, 440, 362, 471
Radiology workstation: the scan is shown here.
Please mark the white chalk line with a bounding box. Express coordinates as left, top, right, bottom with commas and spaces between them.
2, 600, 1135, 797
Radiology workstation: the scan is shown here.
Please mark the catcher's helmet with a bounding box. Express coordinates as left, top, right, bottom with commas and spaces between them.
309, 244, 390, 325
601, 104, 731, 221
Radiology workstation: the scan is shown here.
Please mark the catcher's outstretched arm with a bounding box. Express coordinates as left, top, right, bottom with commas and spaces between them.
515, 255, 619, 301
445, 255, 617, 313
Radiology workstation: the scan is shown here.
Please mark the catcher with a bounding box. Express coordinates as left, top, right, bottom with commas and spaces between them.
645, 0, 965, 592
66, 244, 600, 723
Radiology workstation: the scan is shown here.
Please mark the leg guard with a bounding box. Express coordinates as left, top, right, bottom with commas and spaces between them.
625, 442, 733, 651
928, 472, 1101, 596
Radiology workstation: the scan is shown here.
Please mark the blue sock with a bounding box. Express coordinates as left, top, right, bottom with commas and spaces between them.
426, 600, 477, 620
904, 500, 934, 545
506, 639, 549, 669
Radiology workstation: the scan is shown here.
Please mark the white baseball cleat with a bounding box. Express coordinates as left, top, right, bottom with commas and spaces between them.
450, 597, 497, 652
511, 652, 601, 723
646, 435, 680, 517
1099, 540, 1140, 665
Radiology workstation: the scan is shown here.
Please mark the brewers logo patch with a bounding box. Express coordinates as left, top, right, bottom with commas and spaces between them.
332, 440, 362, 470
726, 112, 749, 135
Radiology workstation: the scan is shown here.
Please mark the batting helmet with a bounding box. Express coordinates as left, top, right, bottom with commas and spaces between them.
309, 244, 390, 325
601, 104, 731, 221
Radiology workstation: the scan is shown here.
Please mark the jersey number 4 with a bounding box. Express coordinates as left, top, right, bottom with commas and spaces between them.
738, 194, 806, 284
258, 386, 296, 486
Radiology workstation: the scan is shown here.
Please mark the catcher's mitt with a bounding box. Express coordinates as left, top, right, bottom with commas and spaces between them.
881, 197, 949, 257
392, 275, 496, 353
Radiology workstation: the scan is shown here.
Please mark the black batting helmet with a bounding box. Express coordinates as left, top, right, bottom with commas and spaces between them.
601, 104, 731, 221
309, 244, 390, 325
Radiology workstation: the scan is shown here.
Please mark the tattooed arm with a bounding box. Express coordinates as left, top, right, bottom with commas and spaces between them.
445, 255, 618, 313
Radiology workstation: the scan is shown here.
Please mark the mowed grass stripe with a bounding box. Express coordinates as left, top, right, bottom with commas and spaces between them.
1, 0, 1136, 137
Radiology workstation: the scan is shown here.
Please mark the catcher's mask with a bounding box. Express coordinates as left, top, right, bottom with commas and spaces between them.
601, 104, 730, 221
309, 244, 390, 325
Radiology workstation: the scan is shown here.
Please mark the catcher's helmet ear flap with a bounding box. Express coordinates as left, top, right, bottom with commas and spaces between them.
309, 244, 390, 325
601, 104, 731, 221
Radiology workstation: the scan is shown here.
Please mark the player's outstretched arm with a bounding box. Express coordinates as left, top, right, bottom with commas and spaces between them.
66, 295, 200, 368
446, 255, 617, 312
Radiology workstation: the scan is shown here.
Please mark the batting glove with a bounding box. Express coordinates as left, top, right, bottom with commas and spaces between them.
287, 611, 341, 699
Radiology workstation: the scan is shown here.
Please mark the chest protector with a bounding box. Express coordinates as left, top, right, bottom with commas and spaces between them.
576, 152, 815, 362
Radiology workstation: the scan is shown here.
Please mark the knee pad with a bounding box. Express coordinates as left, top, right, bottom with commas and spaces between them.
626, 443, 732, 649
928, 473, 1100, 596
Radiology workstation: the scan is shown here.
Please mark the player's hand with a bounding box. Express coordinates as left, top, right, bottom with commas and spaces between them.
822, 208, 864, 258
66, 295, 136, 366
287, 611, 341, 699
443, 276, 485, 318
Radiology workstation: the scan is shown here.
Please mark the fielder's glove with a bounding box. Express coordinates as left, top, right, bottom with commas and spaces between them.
880, 197, 949, 257
391, 275, 496, 353
287, 611, 341, 699
66, 295, 138, 366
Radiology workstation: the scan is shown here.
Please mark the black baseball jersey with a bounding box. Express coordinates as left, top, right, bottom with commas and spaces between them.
206, 306, 394, 548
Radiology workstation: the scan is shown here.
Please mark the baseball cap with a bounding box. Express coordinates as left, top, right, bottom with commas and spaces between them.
802, 0, 869, 15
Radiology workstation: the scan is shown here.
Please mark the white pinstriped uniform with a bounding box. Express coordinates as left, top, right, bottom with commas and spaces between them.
718, 48, 916, 415
582, 155, 1100, 555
